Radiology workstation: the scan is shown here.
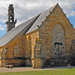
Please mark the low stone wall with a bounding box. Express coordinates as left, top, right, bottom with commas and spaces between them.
5, 59, 25, 67
43, 57, 75, 67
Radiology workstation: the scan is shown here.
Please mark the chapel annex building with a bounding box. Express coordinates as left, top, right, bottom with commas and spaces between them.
0, 3, 75, 69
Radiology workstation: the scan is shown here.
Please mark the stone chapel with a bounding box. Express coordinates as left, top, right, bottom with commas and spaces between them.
0, 3, 75, 69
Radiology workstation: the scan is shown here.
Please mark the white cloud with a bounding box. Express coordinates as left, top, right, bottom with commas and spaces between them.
67, 10, 75, 16
0, 0, 75, 27
0, 25, 6, 30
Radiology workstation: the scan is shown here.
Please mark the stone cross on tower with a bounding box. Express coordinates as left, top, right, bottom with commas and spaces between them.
6, 4, 17, 32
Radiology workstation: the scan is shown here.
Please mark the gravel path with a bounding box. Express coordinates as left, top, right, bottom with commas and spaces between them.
0, 66, 75, 73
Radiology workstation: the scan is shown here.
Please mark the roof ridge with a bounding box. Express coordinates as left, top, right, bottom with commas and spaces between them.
26, 4, 57, 34
13, 14, 41, 29
15, 3, 57, 30
24, 14, 41, 34
41, 4, 56, 14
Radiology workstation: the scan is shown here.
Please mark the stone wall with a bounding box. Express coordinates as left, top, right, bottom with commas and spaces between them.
0, 30, 39, 67
39, 4, 75, 67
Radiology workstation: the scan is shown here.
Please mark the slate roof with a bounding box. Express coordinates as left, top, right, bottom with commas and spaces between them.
0, 4, 56, 47
26, 5, 55, 34
0, 14, 40, 47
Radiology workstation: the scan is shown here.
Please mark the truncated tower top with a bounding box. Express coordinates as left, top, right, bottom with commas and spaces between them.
6, 4, 17, 32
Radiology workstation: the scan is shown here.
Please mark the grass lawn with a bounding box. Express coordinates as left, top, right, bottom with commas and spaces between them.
0, 68, 75, 75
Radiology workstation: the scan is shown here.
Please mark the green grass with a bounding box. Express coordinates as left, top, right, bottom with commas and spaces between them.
0, 68, 75, 75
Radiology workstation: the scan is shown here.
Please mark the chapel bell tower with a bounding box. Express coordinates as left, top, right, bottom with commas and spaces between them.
6, 4, 17, 32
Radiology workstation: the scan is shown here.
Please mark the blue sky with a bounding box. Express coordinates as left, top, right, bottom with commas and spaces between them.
69, 16, 75, 27
0, 22, 6, 37
0, 0, 75, 37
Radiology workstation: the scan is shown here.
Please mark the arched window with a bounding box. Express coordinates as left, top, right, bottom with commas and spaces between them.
14, 44, 20, 57
1, 48, 7, 59
52, 24, 65, 56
